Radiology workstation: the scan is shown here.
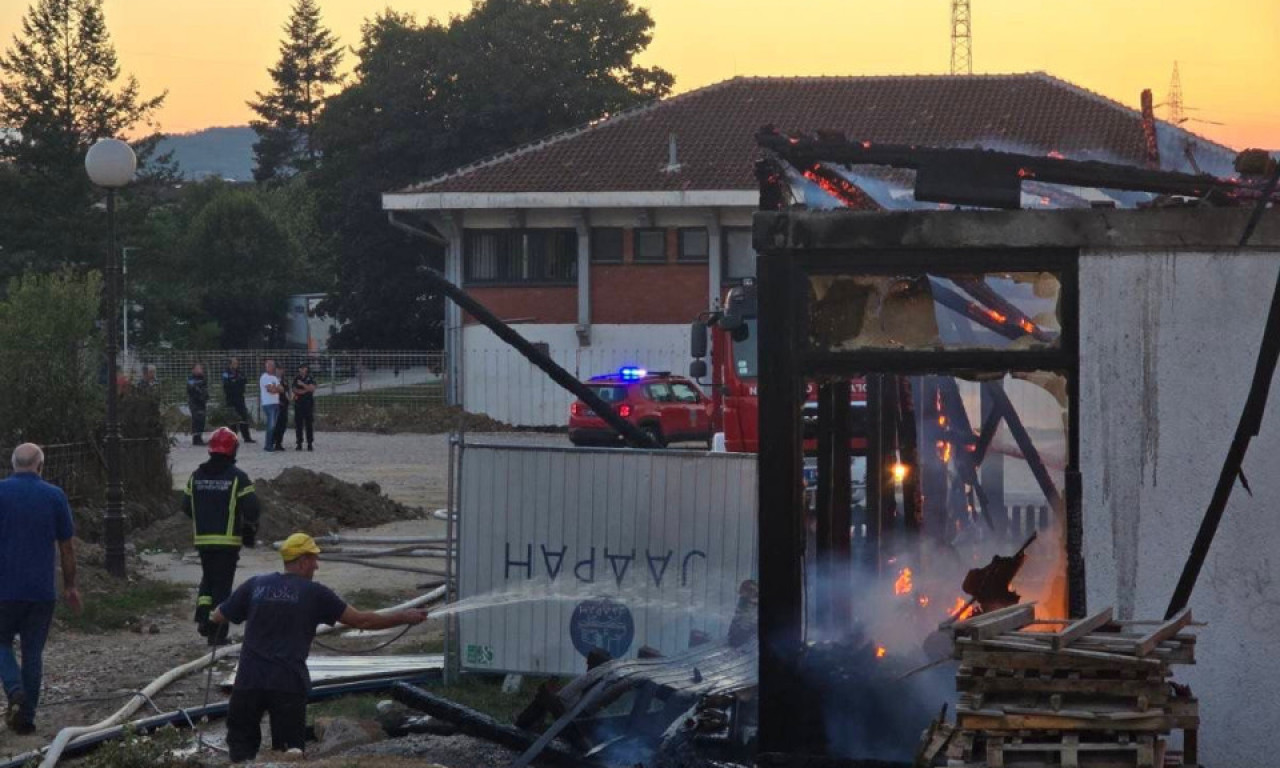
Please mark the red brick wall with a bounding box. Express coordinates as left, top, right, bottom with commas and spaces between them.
464, 286, 577, 325
592, 264, 707, 324
462, 226, 709, 326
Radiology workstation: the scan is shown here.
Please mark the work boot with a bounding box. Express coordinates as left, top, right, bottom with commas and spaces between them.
5, 689, 25, 731
307, 444, 313, 452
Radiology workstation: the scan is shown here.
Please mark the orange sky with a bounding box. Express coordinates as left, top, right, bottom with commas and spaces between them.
0, 0, 1277, 148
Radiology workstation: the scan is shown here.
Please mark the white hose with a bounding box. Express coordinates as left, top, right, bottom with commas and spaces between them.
39, 586, 446, 768
271, 535, 450, 548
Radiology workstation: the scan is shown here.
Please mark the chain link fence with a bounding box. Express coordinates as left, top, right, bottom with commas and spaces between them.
124, 350, 447, 422
0, 436, 171, 506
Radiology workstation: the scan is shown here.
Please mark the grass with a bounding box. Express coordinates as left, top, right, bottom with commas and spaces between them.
310, 693, 387, 721
57, 578, 189, 633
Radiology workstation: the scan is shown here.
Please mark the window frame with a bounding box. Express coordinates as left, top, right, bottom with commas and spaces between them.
632, 228, 668, 264
463, 228, 578, 285
590, 227, 624, 264
678, 227, 710, 263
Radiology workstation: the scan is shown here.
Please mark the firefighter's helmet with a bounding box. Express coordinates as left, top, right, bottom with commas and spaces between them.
208, 427, 240, 457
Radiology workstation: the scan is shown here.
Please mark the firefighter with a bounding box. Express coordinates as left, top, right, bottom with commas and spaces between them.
221, 357, 257, 444
187, 363, 209, 446
183, 427, 260, 645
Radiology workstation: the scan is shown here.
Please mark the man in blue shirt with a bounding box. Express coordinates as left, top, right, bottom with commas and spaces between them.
212, 533, 427, 762
0, 444, 81, 735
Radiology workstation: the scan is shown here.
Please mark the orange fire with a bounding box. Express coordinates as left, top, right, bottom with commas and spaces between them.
917, 595, 931, 608
1048, 150, 1065, 159
894, 567, 913, 596
936, 439, 952, 463
1019, 319, 1037, 334
986, 309, 1008, 324
875, 646, 887, 659
950, 597, 977, 621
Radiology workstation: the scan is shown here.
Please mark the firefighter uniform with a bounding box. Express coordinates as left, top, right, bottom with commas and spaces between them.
183, 428, 260, 645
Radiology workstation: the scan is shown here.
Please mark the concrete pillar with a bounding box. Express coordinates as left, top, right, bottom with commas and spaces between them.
575, 210, 591, 346
707, 210, 722, 310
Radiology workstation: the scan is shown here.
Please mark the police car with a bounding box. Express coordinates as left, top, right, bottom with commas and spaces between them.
568, 367, 713, 448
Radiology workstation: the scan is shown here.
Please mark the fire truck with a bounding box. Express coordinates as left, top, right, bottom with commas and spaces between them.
689, 279, 868, 454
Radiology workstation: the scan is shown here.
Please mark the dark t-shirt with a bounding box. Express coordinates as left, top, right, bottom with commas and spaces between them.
218, 572, 347, 693
292, 374, 315, 407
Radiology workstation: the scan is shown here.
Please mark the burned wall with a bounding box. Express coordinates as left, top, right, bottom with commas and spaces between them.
1080, 249, 1280, 768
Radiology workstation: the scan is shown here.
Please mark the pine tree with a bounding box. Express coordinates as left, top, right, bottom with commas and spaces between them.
0, 0, 165, 274
248, 0, 343, 182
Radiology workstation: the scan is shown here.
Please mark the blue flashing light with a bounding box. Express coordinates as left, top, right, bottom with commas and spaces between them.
619, 366, 647, 380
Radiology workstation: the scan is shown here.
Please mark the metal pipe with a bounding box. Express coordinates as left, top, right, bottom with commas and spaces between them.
103, 188, 124, 577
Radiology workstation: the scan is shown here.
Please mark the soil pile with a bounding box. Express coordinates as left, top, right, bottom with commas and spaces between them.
321, 402, 513, 434
134, 468, 426, 550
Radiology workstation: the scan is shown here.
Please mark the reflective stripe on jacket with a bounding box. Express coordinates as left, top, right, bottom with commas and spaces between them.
182, 458, 259, 548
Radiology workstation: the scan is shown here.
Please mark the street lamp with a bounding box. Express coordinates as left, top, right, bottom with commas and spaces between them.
86, 138, 136, 579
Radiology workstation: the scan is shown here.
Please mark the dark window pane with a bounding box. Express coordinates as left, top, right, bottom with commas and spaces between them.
724, 228, 756, 280
588, 385, 627, 403
679, 228, 709, 262
527, 230, 577, 282
591, 228, 623, 263
463, 230, 522, 283
634, 228, 666, 263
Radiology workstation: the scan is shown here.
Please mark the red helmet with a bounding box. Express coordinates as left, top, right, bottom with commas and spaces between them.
208, 427, 240, 457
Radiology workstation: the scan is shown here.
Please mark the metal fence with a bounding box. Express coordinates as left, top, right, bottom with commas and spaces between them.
126, 349, 447, 416
0, 437, 170, 505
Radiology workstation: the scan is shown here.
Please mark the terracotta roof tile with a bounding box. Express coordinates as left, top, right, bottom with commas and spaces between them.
398, 73, 1231, 195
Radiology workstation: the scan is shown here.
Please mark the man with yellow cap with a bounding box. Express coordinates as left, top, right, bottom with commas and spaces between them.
211, 532, 427, 763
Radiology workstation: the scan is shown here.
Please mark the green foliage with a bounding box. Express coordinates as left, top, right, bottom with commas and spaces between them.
178, 188, 301, 347
311, 0, 673, 349
0, 0, 168, 278
74, 725, 198, 768
57, 578, 187, 633
0, 269, 102, 446
249, 0, 344, 182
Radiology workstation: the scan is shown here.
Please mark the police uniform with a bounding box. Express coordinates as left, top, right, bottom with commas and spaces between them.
183, 429, 260, 644
221, 367, 256, 443
187, 371, 209, 445
292, 371, 316, 450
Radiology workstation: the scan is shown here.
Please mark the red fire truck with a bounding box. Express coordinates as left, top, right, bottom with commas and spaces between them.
689, 279, 867, 454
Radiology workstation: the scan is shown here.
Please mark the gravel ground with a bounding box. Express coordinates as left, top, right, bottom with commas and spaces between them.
169, 431, 565, 509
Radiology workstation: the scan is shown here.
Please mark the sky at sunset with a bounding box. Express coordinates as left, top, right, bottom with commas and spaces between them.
0, 0, 1277, 149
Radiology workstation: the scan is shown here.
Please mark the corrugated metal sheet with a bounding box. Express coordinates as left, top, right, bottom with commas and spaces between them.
458, 444, 757, 675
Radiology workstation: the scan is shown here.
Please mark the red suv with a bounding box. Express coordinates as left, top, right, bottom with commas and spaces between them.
568, 368, 713, 448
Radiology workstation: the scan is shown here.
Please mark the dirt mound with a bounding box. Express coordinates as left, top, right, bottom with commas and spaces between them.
321, 402, 513, 434
134, 468, 426, 550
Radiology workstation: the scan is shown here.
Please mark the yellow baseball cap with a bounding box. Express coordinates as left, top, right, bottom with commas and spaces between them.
280, 533, 322, 562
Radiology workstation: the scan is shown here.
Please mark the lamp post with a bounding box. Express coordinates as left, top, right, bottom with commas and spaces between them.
86, 138, 136, 578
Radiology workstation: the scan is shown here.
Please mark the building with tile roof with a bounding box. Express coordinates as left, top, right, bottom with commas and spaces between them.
382, 73, 1235, 426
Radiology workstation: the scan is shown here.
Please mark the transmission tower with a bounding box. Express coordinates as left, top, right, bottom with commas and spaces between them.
950, 0, 973, 75
1167, 62, 1185, 125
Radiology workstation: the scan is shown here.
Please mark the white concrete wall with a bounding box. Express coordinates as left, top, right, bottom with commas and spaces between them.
462, 323, 692, 426
1080, 249, 1280, 767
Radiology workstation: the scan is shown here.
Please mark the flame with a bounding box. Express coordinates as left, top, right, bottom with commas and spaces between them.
894, 567, 914, 596
890, 462, 909, 483
986, 308, 1008, 324
1048, 150, 1065, 159
917, 595, 930, 608
950, 597, 977, 621
1019, 319, 1037, 334
936, 439, 952, 463
875, 646, 887, 659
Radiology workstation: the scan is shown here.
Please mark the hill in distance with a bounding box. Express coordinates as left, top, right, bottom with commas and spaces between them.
156, 125, 256, 182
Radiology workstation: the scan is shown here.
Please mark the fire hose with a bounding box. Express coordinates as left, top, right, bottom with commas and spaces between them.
36, 586, 446, 768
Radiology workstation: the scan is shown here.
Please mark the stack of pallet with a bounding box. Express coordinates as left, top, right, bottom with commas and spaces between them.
943, 604, 1199, 768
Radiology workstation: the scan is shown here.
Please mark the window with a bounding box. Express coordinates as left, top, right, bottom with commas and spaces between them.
591, 228, 623, 263
723, 228, 757, 281
670, 381, 701, 403
464, 229, 577, 283
678, 228, 709, 262
644, 382, 675, 401
633, 228, 667, 263
588, 385, 627, 403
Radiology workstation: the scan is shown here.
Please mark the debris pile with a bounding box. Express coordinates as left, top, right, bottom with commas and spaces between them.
922, 603, 1199, 768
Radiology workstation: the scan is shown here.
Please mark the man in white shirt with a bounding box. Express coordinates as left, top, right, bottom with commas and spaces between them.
259, 360, 283, 453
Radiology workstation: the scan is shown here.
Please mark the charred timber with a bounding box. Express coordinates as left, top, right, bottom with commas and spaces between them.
757, 129, 1275, 208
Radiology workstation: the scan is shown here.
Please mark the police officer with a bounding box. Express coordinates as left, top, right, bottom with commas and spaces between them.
183, 427, 260, 645
187, 363, 209, 446
221, 357, 256, 444
292, 364, 316, 451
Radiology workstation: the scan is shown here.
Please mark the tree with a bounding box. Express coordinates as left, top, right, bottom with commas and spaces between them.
311, 1, 673, 348
248, 0, 343, 182
0, 0, 167, 276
